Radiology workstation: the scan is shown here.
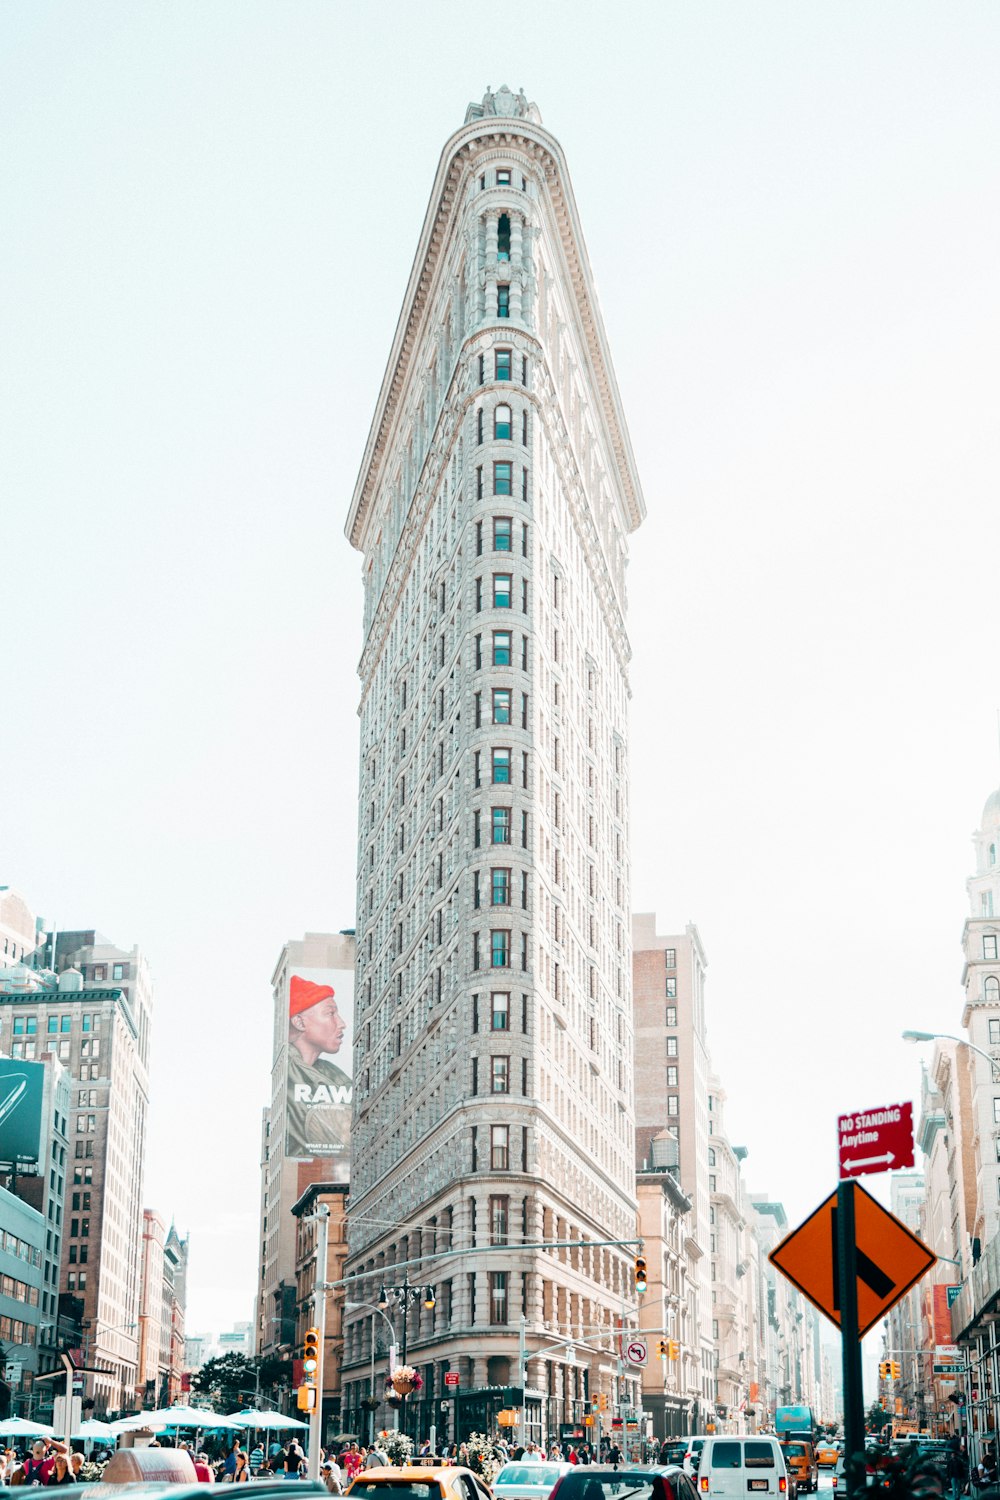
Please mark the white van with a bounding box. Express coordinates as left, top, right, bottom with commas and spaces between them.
696, 1436, 789, 1500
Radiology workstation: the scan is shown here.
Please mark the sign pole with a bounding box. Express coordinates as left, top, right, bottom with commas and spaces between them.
837, 1180, 865, 1497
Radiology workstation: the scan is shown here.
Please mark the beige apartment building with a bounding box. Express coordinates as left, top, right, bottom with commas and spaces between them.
341, 85, 645, 1446
632, 917, 715, 1419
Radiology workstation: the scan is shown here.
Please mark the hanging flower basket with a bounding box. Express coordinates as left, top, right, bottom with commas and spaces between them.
387, 1364, 423, 1397
362, 1396, 380, 1412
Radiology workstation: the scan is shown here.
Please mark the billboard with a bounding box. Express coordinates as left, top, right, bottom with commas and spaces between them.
0, 1056, 45, 1165
284, 965, 354, 1170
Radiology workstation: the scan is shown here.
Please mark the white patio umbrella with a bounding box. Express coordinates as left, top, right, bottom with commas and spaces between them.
0, 1417, 57, 1438
226, 1409, 308, 1431
71, 1419, 116, 1442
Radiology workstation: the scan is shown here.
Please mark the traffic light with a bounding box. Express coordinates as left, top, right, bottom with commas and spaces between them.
303, 1325, 320, 1379
634, 1255, 648, 1293
878, 1361, 889, 1379
659, 1340, 668, 1359
297, 1384, 316, 1411
668, 1340, 680, 1361
890, 1361, 901, 1380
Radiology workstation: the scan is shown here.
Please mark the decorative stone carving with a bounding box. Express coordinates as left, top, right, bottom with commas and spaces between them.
465, 84, 541, 125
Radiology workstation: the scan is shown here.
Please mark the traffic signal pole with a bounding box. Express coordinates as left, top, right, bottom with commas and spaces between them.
307, 1208, 330, 1482
836, 1180, 865, 1500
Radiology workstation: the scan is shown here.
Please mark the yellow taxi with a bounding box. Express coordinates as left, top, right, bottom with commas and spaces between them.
347, 1464, 493, 1500
816, 1443, 841, 1469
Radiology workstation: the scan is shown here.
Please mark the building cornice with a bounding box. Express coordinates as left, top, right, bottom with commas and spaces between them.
346, 114, 645, 553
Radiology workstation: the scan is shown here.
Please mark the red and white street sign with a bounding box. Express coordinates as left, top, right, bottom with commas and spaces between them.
624, 1339, 647, 1367
838, 1101, 914, 1178
444, 1372, 460, 1387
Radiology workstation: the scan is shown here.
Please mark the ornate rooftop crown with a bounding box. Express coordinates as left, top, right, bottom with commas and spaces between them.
465, 84, 542, 125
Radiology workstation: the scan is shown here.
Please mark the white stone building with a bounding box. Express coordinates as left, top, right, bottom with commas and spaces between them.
341, 85, 645, 1446
962, 788, 1000, 1251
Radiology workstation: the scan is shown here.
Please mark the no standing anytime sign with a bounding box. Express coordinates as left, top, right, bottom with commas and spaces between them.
838, 1101, 914, 1179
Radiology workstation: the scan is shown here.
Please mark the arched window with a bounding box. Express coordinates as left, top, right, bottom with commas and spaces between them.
708, 1147, 716, 1167
494, 404, 512, 441
985, 976, 1000, 1005
497, 213, 511, 260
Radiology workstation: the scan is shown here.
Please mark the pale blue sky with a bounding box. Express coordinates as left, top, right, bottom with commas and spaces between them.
2, 3, 999, 1345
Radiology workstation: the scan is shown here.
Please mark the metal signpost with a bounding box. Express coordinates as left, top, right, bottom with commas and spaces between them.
770, 1103, 934, 1500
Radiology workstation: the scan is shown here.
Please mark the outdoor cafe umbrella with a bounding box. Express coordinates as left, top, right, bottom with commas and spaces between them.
226, 1409, 309, 1432
71, 1420, 116, 1443
0, 1417, 57, 1439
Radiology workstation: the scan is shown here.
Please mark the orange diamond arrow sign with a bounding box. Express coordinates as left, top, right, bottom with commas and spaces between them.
768, 1180, 936, 1338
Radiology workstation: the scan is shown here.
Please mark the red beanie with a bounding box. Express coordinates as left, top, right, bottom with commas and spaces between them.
289, 975, 335, 1016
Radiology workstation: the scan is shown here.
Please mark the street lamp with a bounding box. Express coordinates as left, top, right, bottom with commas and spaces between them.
902, 1029, 1000, 1083
377, 1279, 435, 1439
345, 1301, 399, 1445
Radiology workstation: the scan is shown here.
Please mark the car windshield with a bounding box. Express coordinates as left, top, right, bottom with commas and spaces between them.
784, 1446, 806, 1458
497, 1468, 566, 1486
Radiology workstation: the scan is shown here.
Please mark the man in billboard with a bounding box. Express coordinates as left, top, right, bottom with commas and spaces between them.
286, 975, 352, 1160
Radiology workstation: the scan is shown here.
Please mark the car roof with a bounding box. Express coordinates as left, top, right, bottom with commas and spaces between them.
352, 1468, 478, 1480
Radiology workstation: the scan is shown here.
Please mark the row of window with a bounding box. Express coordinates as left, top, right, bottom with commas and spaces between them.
475, 574, 528, 611
477, 350, 528, 386
475, 463, 529, 502
11, 1012, 103, 1035
66, 1271, 87, 1291
475, 517, 528, 555
0, 1274, 39, 1306
474, 631, 526, 670
471, 931, 529, 971
473, 690, 528, 728
471, 1053, 521, 1094
472, 869, 528, 908
470, 991, 523, 1032
0, 1232, 41, 1267
476, 405, 528, 445
471, 808, 528, 847
472, 748, 528, 788
0, 1315, 36, 1347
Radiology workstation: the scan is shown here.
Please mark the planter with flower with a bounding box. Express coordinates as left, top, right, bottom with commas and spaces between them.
385, 1364, 423, 1398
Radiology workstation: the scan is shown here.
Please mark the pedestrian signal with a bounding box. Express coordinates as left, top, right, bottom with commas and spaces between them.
634, 1255, 648, 1293
297, 1383, 316, 1411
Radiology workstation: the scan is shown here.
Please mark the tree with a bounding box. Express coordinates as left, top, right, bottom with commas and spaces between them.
190, 1354, 260, 1413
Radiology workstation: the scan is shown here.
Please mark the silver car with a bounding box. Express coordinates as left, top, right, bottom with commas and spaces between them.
493, 1462, 575, 1500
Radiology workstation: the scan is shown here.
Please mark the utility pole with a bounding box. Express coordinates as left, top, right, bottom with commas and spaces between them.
307, 1208, 330, 1483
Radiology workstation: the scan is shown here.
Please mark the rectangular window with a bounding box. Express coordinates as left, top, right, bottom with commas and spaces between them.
474, 810, 482, 847
497, 284, 510, 318
478, 353, 485, 384
475, 577, 483, 611
521, 810, 529, 848
521, 693, 528, 729
986, 936, 999, 960
112, 963, 124, 980
492, 869, 511, 906
492, 748, 511, 784
667, 1036, 678, 1056
522, 410, 528, 446
476, 465, 484, 500
665, 948, 677, 968
994, 1097, 1000, 1125
521, 354, 528, 384
493, 630, 512, 666
494, 461, 513, 496
492, 688, 511, 724
666, 977, 677, 998
490, 1195, 509, 1244
491, 992, 510, 1031
667, 1095, 679, 1117
493, 516, 512, 551
491, 1056, 510, 1093
667, 1066, 678, 1086
496, 168, 511, 187
491, 931, 510, 968
521, 578, 529, 612
472, 933, 481, 971
666, 1007, 677, 1028
47, 1017, 58, 1034
489, 1269, 509, 1324
493, 574, 512, 608
496, 350, 511, 381
991, 1019, 1000, 1045
491, 1125, 510, 1170
491, 807, 511, 844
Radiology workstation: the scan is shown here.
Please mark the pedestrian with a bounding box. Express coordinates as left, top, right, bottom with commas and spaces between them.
283, 1441, 305, 1479
321, 1462, 344, 1495
43, 1453, 76, 1487
223, 1441, 243, 1479
365, 1442, 389, 1469
193, 1453, 215, 1483
342, 1444, 362, 1481
249, 1444, 265, 1477
23, 1441, 67, 1486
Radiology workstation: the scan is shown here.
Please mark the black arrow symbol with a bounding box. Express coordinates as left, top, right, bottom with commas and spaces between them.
832, 1206, 896, 1310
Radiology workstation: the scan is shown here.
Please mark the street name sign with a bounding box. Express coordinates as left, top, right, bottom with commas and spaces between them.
768, 1180, 936, 1337
838, 1101, 914, 1178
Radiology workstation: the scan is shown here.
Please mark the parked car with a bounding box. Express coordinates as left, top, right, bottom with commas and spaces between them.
693, 1436, 789, 1500
658, 1446, 690, 1470
549, 1465, 683, 1500
348, 1465, 493, 1500
493, 1463, 574, 1500
780, 1442, 818, 1493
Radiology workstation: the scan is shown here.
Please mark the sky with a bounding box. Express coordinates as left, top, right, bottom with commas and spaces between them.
2, 2, 999, 1355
